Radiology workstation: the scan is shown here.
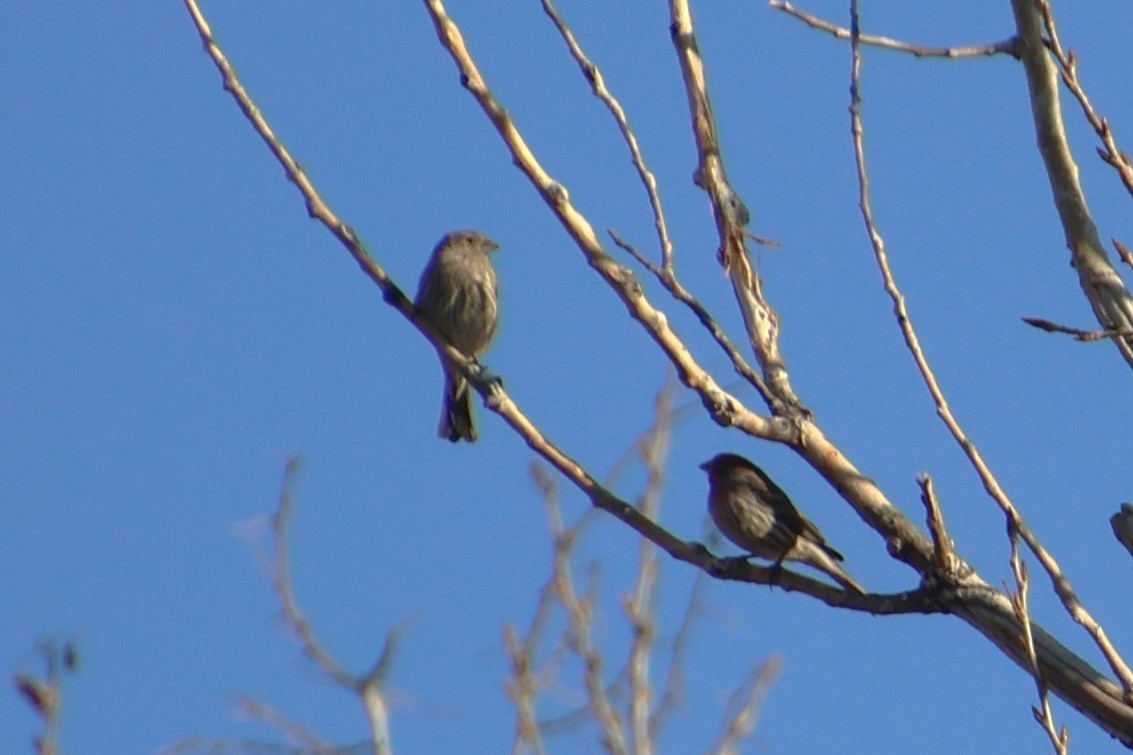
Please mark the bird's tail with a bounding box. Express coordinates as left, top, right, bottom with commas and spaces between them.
439, 370, 476, 443
806, 546, 866, 594
825, 563, 866, 595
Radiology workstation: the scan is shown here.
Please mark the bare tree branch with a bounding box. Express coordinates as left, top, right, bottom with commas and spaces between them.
771, 1, 1018, 59
13, 639, 78, 755
668, 0, 802, 417
180, 0, 1133, 746
1035, 1, 1133, 199
918, 474, 957, 578
539, 0, 674, 271
608, 230, 769, 402
1008, 0, 1133, 371
263, 459, 398, 755
236, 695, 335, 754
1008, 538, 1070, 754
706, 655, 782, 755
623, 386, 675, 755
1023, 316, 1133, 342
840, 0, 1133, 740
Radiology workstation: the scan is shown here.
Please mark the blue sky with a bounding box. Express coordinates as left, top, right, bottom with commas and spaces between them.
4, 1, 1133, 752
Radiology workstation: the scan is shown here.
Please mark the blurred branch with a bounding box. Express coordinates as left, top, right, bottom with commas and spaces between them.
236, 695, 334, 753
623, 387, 675, 755
707, 655, 782, 755
14, 638, 79, 755
263, 459, 399, 755
772, 1, 1018, 58
533, 466, 628, 755
647, 568, 708, 737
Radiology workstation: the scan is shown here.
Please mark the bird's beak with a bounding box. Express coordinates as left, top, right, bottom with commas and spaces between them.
486, 240, 500, 253
697, 461, 710, 472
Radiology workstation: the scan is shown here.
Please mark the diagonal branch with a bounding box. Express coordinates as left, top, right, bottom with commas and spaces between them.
609, 230, 770, 402
536, 0, 770, 403
539, 0, 674, 271
1008, 534, 1070, 754
706, 655, 782, 755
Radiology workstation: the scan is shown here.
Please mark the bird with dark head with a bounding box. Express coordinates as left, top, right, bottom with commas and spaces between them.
415, 230, 500, 443
699, 452, 865, 594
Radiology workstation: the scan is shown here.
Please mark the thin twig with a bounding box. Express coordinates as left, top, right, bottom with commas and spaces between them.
237, 695, 334, 753
550, 512, 628, 754
608, 230, 769, 400
540, 0, 674, 271
772, 1, 1017, 59
918, 474, 956, 578
1007, 536, 1070, 754
623, 385, 676, 755
1113, 239, 1133, 271
14, 639, 79, 755
647, 570, 708, 736
504, 624, 548, 755
503, 462, 592, 755
1022, 316, 1133, 342
270, 461, 354, 690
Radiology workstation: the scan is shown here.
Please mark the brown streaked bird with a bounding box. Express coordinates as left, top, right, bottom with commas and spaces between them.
699, 452, 865, 594
415, 230, 500, 442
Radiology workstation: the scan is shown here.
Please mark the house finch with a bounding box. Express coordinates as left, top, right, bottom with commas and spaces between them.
415, 230, 500, 442
699, 453, 865, 594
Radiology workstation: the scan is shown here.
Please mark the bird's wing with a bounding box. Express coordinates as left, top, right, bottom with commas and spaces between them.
752, 468, 845, 561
